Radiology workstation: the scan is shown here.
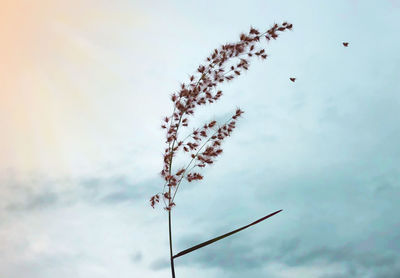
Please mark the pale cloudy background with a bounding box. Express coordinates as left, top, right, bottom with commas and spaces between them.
1, 0, 400, 277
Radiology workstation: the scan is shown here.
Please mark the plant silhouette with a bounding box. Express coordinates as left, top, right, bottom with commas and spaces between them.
150, 22, 293, 278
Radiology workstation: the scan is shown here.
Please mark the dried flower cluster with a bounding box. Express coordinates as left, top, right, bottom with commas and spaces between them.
150, 22, 293, 211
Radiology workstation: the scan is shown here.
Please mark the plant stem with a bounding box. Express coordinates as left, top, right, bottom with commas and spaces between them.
168, 209, 176, 278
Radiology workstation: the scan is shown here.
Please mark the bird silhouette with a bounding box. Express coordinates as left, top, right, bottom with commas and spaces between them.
343, 42, 349, 47
290, 77, 296, 82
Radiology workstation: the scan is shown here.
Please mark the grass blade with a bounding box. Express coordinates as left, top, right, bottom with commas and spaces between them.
173, 209, 282, 259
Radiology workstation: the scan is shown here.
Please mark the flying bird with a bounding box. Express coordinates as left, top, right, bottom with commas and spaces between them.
343, 42, 349, 47
290, 77, 296, 82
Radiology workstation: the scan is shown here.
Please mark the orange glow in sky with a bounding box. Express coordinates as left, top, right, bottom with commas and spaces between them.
0, 0, 145, 176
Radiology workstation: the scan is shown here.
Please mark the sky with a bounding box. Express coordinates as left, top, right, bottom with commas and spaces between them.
0, 0, 400, 277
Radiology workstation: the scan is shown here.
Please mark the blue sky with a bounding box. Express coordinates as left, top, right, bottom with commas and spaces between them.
1, 0, 400, 277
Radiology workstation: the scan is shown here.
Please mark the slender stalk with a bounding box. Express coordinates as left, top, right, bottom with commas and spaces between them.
167, 120, 177, 277
168, 210, 176, 277
168, 196, 176, 277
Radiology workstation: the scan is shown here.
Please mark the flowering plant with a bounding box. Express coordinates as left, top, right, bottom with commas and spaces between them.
150, 22, 292, 278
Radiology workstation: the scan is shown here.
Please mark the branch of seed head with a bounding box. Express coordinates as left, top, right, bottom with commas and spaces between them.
203, 23, 293, 82
168, 114, 239, 207
168, 124, 221, 204
151, 190, 167, 208
164, 72, 206, 146
169, 110, 243, 205
162, 23, 270, 134
218, 24, 293, 79
162, 22, 292, 142
160, 73, 207, 206
163, 38, 238, 136
163, 66, 214, 170
162, 71, 208, 178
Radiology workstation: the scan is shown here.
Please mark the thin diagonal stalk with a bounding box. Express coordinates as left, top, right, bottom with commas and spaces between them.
173, 209, 282, 259
171, 116, 235, 203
